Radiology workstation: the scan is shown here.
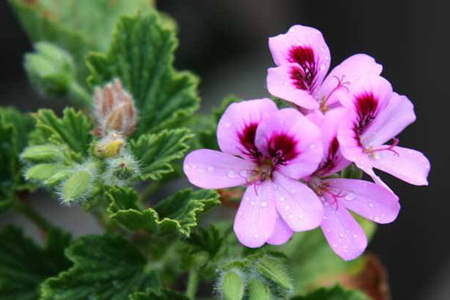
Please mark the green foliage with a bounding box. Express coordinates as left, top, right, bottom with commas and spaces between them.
129, 289, 189, 300
0, 226, 71, 300
31, 108, 93, 156
87, 12, 200, 136
107, 187, 220, 237
40, 235, 160, 300
290, 285, 370, 300
131, 129, 193, 180
275, 219, 376, 295
0, 107, 35, 213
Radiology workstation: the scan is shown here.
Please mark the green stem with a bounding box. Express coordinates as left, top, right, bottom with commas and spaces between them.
13, 198, 53, 233
69, 81, 92, 109
186, 268, 199, 300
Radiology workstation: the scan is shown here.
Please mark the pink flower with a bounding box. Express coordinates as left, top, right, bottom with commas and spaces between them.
266, 25, 382, 111
336, 75, 430, 187
307, 110, 400, 260
183, 99, 324, 248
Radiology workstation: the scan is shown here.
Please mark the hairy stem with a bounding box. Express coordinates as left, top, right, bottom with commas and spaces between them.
186, 268, 199, 300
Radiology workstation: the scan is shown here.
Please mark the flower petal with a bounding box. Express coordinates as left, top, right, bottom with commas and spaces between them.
362, 93, 416, 146
371, 146, 430, 186
234, 182, 277, 248
321, 202, 367, 261
266, 213, 294, 245
183, 149, 255, 189
272, 172, 323, 231
255, 108, 323, 179
217, 98, 278, 159
269, 25, 331, 82
267, 64, 320, 109
318, 54, 383, 106
324, 178, 400, 224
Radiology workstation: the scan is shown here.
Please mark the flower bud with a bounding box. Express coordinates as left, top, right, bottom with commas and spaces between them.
93, 79, 138, 137
219, 270, 246, 300
21, 144, 62, 163
247, 279, 272, 300
92, 131, 125, 158
255, 256, 292, 291
60, 162, 97, 203
44, 169, 72, 185
25, 163, 61, 182
24, 42, 75, 98
102, 151, 140, 186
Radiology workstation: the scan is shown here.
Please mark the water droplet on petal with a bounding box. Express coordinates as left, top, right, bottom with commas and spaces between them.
261, 201, 268, 207
299, 214, 304, 219
284, 205, 291, 211
333, 243, 338, 248
340, 233, 345, 238
374, 216, 380, 222
239, 170, 248, 178
353, 234, 359, 239
345, 193, 355, 201
227, 170, 235, 178
207, 165, 215, 172
310, 143, 317, 149
279, 197, 285, 202
190, 164, 196, 169
250, 201, 256, 206
254, 234, 260, 239
369, 202, 374, 208
289, 214, 294, 219
225, 122, 231, 128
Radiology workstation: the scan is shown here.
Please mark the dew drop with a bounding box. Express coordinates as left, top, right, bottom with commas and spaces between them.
343, 246, 349, 253
320, 64, 326, 70
190, 164, 197, 169
225, 122, 231, 128
261, 201, 268, 207
207, 165, 215, 172
239, 170, 248, 178
254, 234, 260, 239
339, 233, 345, 238
353, 234, 359, 239
345, 193, 355, 201
284, 205, 291, 211
250, 201, 256, 206
374, 216, 380, 222
184, 165, 190, 170
227, 170, 235, 178
289, 214, 294, 219
299, 214, 304, 220
310, 143, 317, 149
369, 202, 374, 208
279, 197, 285, 202
326, 229, 331, 233
333, 243, 338, 248
291, 189, 296, 194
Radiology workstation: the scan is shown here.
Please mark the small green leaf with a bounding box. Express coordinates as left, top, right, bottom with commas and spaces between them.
107, 187, 220, 237
129, 289, 189, 300
40, 235, 160, 300
290, 285, 370, 300
131, 129, 193, 180
0, 226, 71, 300
87, 12, 200, 135
31, 108, 93, 157
221, 270, 245, 300
187, 226, 225, 260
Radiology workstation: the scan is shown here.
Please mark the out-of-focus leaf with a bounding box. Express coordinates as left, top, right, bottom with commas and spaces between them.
290, 285, 370, 300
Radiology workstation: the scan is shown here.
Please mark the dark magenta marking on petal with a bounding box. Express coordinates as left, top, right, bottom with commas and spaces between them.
317, 136, 342, 175
288, 46, 318, 92
354, 92, 378, 135
238, 123, 261, 160
267, 133, 299, 166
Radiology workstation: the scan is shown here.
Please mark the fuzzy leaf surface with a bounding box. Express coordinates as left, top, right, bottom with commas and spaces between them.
88, 12, 200, 135
131, 129, 192, 180
0, 226, 71, 300
290, 285, 370, 300
107, 187, 220, 237
40, 235, 160, 300
31, 108, 92, 157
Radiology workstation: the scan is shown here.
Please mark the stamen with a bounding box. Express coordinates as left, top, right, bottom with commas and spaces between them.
365, 138, 400, 159
320, 75, 350, 112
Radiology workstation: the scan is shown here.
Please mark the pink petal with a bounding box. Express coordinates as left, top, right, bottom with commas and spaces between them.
233, 182, 277, 248
272, 172, 323, 231
321, 202, 368, 261
308, 109, 351, 176
362, 93, 416, 146
371, 146, 430, 186
217, 98, 278, 159
255, 108, 323, 179
268, 25, 331, 80
266, 213, 294, 245
183, 149, 255, 189
324, 178, 400, 224
318, 54, 383, 106
267, 64, 320, 109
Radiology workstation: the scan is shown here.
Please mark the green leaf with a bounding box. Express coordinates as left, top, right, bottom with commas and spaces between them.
129, 289, 189, 300
187, 226, 225, 260
0, 226, 71, 300
290, 285, 370, 300
31, 108, 93, 157
87, 12, 200, 135
275, 219, 377, 295
107, 187, 220, 237
9, 0, 154, 85
131, 129, 193, 180
40, 235, 160, 300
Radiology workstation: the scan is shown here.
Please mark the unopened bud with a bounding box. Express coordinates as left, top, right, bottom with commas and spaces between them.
21, 144, 62, 163
93, 131, 125, 158
60, 162, 97, 203
93, 79, 138, 137
247, 279, 272, 300
24, 42, 75, 98
25, 163, 61, 182
45, 168, 72, 185
102, 151, 140, 186
255, 256, 292, 291
220, 270, 245, 300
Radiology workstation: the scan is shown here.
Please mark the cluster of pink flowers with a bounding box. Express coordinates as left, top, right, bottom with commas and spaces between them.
183, 25, 430, 260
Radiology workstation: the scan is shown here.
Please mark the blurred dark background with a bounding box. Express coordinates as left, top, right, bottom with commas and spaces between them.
0, 1, 448, 299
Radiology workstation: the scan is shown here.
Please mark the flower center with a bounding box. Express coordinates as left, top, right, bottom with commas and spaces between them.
319, 75, 350, 113
364, 138, 400, 159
